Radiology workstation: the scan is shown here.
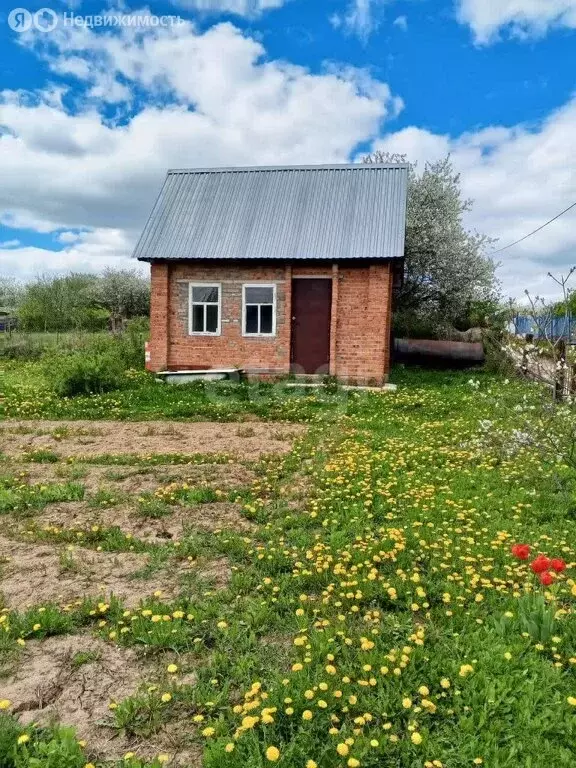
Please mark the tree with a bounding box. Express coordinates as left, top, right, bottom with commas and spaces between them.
363, 151, 498, 333
0, 277, 22, 310
18, 273, 103, 332
91, 269, 150, 333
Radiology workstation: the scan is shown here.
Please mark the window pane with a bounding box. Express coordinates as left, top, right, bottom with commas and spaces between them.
245, 305, 259, 334
206, 304, 219, 333
192, 304, 205, 332
260, 304, 273, 334
192, 286, 219, 303
245, 286, 273, 304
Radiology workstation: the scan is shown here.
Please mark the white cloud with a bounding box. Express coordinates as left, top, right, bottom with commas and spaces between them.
0, 230, 148, 283
345, 0, 374, 38
1, 18, 398, 279
167, 0, 286, 14
0, 240, 21, 249
331, 0, 385, 39
371, 99, 576, 299
331, 1, 401, 40
457, 0, 576, 43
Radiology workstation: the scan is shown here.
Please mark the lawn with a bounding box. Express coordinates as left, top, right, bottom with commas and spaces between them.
0, 364, 575, 767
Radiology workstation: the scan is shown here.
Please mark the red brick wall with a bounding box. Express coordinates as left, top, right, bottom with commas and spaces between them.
148, 260, 393, 384
335, 264, 393, 384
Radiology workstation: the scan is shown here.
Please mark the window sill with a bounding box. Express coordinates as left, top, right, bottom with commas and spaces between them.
242, 333, 276, 338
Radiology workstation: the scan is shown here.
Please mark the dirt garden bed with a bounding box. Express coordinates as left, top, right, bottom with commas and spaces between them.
0, 536, 195, 608
4, 462, 257, 494
0, 420, 304, 459
3, 634, 202, 764
34, 500, 256, 541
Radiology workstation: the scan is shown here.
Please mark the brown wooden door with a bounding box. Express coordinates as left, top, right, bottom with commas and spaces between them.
291, 279, 332, 374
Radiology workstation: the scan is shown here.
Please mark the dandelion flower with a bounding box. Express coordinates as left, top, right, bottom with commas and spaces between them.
337, 743, 350, 757
161, 692, 172, 703
0, 700, 11, 710
411, 732, 423, 745
167, 664, 178, 674
265, 746, 280, 762
17, 735, 30, 745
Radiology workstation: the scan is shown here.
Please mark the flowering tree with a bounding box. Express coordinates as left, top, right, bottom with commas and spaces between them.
0, 277, 22, 309
362, 151, 498, 331
91, 268, 150, 334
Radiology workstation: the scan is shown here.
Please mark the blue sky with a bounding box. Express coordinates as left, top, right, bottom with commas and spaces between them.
0, 0, 575, 297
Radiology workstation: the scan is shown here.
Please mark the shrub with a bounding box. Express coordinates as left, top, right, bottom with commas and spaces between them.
42, 323, 150, 397
46, 338, 127, 397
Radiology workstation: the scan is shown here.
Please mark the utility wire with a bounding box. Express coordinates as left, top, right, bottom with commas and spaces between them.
491, 200, 576, 254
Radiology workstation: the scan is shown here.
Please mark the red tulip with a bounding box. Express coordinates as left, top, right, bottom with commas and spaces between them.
551, 558, 567, 573
511, 544, 531, 560
539, 571, 554, 586
531, 555, 551, 574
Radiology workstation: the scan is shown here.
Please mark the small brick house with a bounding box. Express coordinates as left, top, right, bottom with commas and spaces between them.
135, 163, 408, 386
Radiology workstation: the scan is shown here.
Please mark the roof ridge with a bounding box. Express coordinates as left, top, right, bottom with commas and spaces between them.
166, 163, 409, 174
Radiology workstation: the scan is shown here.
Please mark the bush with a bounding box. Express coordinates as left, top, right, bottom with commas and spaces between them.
48, 349, 126, 397
43, 323, 149, 397
45, 336, 129, 397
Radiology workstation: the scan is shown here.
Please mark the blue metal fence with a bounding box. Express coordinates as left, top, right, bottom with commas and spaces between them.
512, 314, 575, 341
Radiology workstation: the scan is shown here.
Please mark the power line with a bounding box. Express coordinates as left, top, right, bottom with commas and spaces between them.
491, 200, 576, 254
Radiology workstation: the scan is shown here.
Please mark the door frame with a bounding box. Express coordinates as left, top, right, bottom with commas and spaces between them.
290, 276, 333, 372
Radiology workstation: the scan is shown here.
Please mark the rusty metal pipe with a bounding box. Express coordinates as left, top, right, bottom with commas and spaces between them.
394, 338, 485, 363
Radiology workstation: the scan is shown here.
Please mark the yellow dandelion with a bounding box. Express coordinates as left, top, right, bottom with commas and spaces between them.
265, 746, 280, 762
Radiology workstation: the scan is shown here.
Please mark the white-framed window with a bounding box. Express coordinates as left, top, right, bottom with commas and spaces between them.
242, 284, 276, 337
189, 283, 221, 335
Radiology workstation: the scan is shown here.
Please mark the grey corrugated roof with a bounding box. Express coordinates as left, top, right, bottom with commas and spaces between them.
134, 164, 408, 262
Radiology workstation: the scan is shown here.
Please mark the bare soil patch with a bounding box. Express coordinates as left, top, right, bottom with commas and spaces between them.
34, 500, 255, 541
195, 556, 233, 590
4, 461, 256, 496
2, 634, 202, 765
3, 634, 141, 739
0, 536, 192, 609
1, 420, 304, 459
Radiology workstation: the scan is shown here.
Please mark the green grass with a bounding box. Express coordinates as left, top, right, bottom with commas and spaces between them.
1, 366, 576, 767
0, 359, 359, 422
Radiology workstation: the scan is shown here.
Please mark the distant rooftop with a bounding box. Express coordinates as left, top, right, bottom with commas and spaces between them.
134, 163, 408, 263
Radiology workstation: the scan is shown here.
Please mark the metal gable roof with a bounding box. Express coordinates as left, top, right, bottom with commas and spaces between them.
133, 163, 408, 262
